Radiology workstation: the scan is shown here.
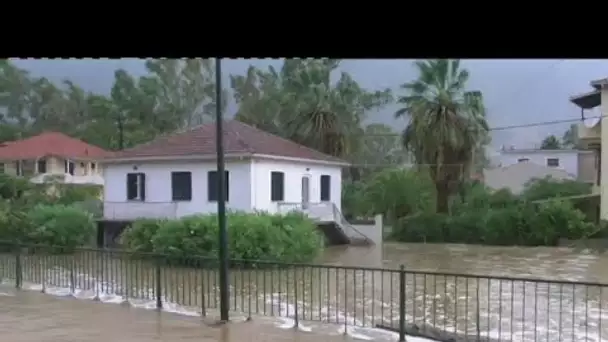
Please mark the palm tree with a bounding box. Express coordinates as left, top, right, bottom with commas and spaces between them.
231, 59, 392, 160
395, 59, 488, 213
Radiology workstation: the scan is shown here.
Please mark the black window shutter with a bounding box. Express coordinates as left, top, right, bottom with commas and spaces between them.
172, 172, 192, 201
320, 175, 331, 201
208, 170, 229, 202
139, 173, 146, 201
271, 172, 284, 202
127, 173, 137, 200
208, 171, 218, 201
224, 170, 229, 202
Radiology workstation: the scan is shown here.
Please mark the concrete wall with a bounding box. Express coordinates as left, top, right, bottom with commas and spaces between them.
601, 87, 608, 220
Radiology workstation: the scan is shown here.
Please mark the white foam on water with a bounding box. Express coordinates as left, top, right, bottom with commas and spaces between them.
5, 265, 607, 342
0, 268, 420, 342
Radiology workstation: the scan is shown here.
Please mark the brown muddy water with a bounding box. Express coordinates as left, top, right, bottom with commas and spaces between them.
1, 242, 608, 342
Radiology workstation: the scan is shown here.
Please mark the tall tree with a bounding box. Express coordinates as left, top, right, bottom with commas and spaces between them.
562, 124, 578, 148
540, 135, 561, 150
395, 59, 488, 213
231, 59, 392, 159
354, 123, 410, 172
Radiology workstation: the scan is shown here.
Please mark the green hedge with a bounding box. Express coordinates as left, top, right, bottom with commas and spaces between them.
0, 203, 96, 251
391, 200, 597, 246
121, 211, 324, 263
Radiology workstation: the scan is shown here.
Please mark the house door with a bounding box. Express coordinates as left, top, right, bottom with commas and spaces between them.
301, 176, 310, 209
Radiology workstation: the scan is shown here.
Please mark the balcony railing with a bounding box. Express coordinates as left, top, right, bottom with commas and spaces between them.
578, 121, 601, 144
29, 173, 104, 185
103, 201, 178, 221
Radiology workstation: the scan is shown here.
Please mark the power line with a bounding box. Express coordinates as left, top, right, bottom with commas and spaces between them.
354, 115, 603, 138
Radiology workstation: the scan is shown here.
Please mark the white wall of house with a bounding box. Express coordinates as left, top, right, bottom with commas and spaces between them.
103, 159, 252, 219
250, 158, 342, 214
492, 149, 583, 177
102, 157, 343, 220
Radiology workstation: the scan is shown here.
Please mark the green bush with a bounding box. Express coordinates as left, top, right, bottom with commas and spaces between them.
122, 211, 323, 263
522, 177, 591, 201
26, 204, 95, 251
391, 199, 595, 246
391, 212, 448, 243
120, 218, 165, 253
363, 168, 435, 224
528, 200, 596, 245
0, 200, 32, 245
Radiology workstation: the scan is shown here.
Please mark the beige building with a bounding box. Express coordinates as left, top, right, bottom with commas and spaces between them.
0, 132, 108, 185
570, 78, 607, 218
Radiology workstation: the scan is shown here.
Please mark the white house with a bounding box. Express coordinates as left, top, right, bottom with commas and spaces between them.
101, 120, 350, 221
491, 147, 595, 180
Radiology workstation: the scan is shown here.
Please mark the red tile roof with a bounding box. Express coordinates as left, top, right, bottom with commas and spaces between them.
0, 132, 109, 160
107, 120, 347, 164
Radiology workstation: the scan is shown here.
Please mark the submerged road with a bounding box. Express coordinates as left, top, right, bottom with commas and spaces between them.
0, 287, 433, 342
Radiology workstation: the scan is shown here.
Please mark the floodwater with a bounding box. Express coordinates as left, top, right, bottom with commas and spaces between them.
0, 289, 418, 342
1, 242, 608, 341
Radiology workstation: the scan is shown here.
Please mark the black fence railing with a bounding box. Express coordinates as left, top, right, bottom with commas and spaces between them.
0, 243, 607, 342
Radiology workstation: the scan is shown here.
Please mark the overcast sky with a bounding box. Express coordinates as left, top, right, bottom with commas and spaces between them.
12, 59, 608, 150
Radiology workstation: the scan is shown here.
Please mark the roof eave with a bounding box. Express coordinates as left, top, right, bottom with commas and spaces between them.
252, 153, 351, 167
570, 90, 601, 109
102, 152, 351, 167
0, 153, 106, 162
590, 78, 608, 90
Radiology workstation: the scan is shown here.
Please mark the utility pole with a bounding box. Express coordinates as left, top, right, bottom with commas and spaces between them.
215, 58, 230, 322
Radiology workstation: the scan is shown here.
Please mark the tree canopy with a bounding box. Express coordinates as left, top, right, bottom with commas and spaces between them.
1, 58, 496, 215
395, 59, 489, 213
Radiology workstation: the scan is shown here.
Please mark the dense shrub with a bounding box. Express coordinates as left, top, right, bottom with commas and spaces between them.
120, 218, 165, 253
0, 200, 32, 244
363, 168, 434, 223
26, 204, 96, 251
391, 200, 595, 246
521, 177, 591, 201
122, 212, 324, 263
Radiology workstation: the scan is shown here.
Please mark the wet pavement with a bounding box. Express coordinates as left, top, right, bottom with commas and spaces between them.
0, 289, 423, 342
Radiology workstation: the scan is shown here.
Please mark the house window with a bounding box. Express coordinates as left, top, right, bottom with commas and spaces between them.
91, 163, 96, 171
547, 158, 560, 167
171, 171, 192, 201
320, 175, 331, 201
208, 170, 229, 202
270, 171, 285, 202
64, 160, 75, 175
517, 158, 529, 163
126, 173, 146, 201
37, 159, 47, 174
0, 163, 4, 173
21, 160, 35, 177
15, 161, 22, 176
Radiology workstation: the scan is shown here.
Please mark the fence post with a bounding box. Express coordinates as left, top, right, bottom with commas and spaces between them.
294, 268, 299, 329
399, 264, 406, 342
155, 258, 162, 310
15, 245, 22, 289
69, 257, 75, 295
201, 259, 206, 317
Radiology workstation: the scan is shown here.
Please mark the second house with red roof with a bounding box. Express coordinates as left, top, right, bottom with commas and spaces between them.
0, 132, 109, 185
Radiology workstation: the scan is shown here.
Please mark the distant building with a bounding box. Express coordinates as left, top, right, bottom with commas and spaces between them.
483, 162, 575, 194
491, 147, 596, 183
0, 132, 108, 185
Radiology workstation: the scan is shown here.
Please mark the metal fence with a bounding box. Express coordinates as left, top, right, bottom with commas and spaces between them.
0, 243, 607, 342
